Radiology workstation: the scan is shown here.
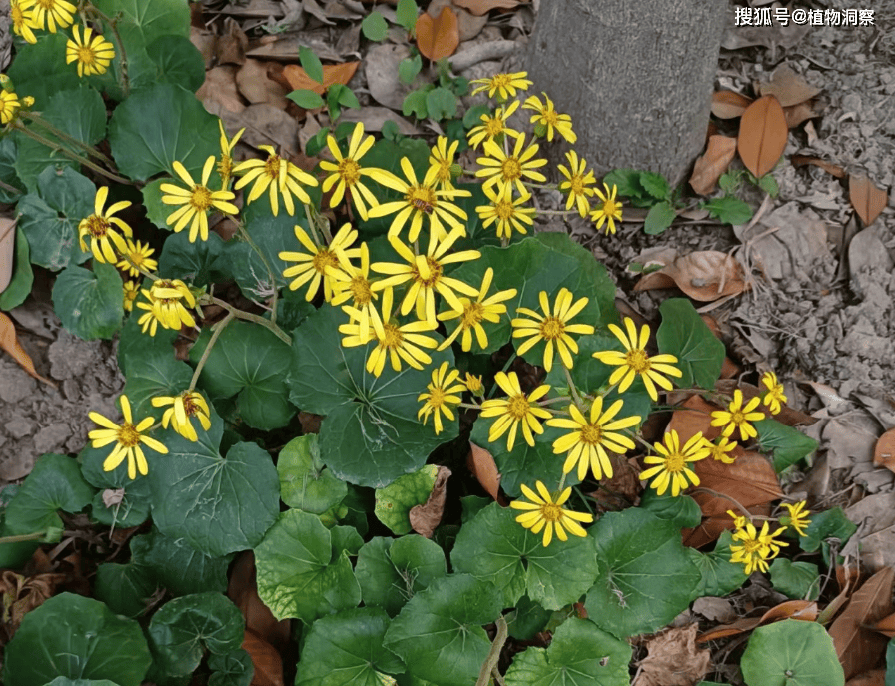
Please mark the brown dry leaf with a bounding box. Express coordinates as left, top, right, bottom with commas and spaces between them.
197, 66, 246, 114
846, 670, 887, 686
667, 394, 722, 444
634, 624, 711, 686
690, 136, 738, 195
452, 0, 522, 14
468, 442, 503, 503
791, 155, 846, 178
634, 251, 747, 302
410, 465, 451, 538
759, 65, 822, 107
215, 18, 248, 66
697, 616, 762, 643
720, 357, 739, 379
0, 570, 66, 639
0, 312, 55, 388
281, 61, 360, 95
236, 59, 289, 108
227, 552, 291, 649
848, 174, 888, 227
692, 451, 783, 518
428, 0, 486, 41
242, 628, 285, 686
711, 90, 752, 119
873, 429, 895, 474
737, 95, 788, 178
872, 610, 895, 638
829, 566, 895, 680
760, 600, 818, 623
783, 101, 818, 128
416, 6, 459, 61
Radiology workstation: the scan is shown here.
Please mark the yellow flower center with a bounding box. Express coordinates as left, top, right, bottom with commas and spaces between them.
180, 392, 202, 418
569, 176, 585, 195
36, 0, 54, 8
427, 387, 447, 409
381, 323, 404, 349
580, 423, 603, 446
460, 301, 484, 329
409, 186, 437, 207
12, 6, 24, 25
485, 117, 504, 137
84, 214, 111, 238
625, 349, 651, 373
495, 200, 515, 220
264, 154, 281, 179
435, 161, 452, 183
117, 424, 141, 448
189, 185, 213, 212
665, 453, 685, 473
410, 256, 443, 288
78, 46, 96, 65
217, 156, 233, 184
540, 503, 563, 523
742, 538, 763, 554
129, 251, 146, 267
491, 74, 511, 90
731, 411, 745, 426
507, 394, 531, 420
501, 157, 522, 181
602, 199, 621, 216
312, 248, 339, 275
124, 287, 138, 303
539, 316, 564, 341
349, 275, 373, 306
542, 110, 558, 126
338, 158, 361, 185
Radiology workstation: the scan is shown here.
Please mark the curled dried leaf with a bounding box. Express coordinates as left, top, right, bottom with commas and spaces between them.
690, 135, 738, 195
711, 90, 753, 119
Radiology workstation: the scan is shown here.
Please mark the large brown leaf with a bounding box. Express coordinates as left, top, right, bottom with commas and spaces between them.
468, 442, 504, 504
410, 465, 451, 537
759, 65, 821, 107
697, 601, 817, 643
634, 624, 711, 686
416, 6, 459, 61
873, 429, 895, 475
634, 250, 748, 302
691, 450, 783, 518
711, 90, 752, 119
848, 174, 888, 227
737, 95, 788, 178
690, 136, 738, 195
281, 61, 360, 95
242, 628, 285, 686
0, 312, 55, 388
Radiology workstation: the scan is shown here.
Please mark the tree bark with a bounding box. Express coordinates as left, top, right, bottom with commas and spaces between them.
525, 0, 727, 187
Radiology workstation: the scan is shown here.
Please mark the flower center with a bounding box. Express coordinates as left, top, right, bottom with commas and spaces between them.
217, 156, 233, 183
539, 316, 564, 341
350, 275, 373, 306
410, 256, 443, 288
36, 0, 54, 8
501, 157, 522, 181
435, 161, 452, 183
507, 394, 531, 420
264, 155, 281, 179
569, 176, 585, 195
130, 252, 145, 267
495, 200, 515, 220
339, 158, 361, 185
381, 323, 403, 349
189, 185, 213, 212
665, 453, 685, 473
580, 423, 603, 445
78, 46, 96, 65
84, 214, 111, 238
742, 538, 763, 554
460, 300, 484, 329
312, 248, 339, 275
181, 393, 202, 417
624, 349, 651, 373
542, 110, 558, 126
12, 6, 24, 25
427, 387, 447, 409
492, 74, 511, 90
602, 199, 620, 216
485, 117, 504, 137
541, 503, 563, 523
117, 424, 141, 448
731, 411, 745, 426
409, 186, 437, 206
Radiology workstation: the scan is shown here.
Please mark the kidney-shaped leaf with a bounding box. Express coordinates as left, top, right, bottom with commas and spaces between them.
131, 529, 233, 597
52, 261, 124, 341
278, 434, 347, 514
737, 95, 788, 178
741, 619, 844, 686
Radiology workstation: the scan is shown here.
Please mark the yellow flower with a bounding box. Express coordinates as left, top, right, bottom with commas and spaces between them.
522, 92, 576, 144
30, 0, 76, 32
479, 371, 551, 451
331, 242, 378, 342
0, 89, 22, 126
11, 0, 40, 44
66, 25, 115, 78
590, 183, 623, 234
367, 157, 470, 243
427, 136, 459, 190
511, 288, 595, 372
78, 186, 133, 263
417, 362, 465, 434
116, 239, 157, 278
705, 436, 738, 464
136, 279, 196, 336
467, 101, 521, 150
475, 135, 548, 196
233, 145, 319, 216
279, 222, 359, 302
216, 119, 245, 190
761, 371, 787, 415
710, 389, 765, 440
152, 391, 212, 442
727, 509, 747, 530
339, 288, 438, 377
320, 122, 388, 220
475, 184, 535, 240
639, 430, 710, 497
371, 229, 480, 325
122, 280, 139, 312
160, 157, 239, 243
463, 373, 483, 396
729, 517, 788, 574
88, 395, 168, 480
437, 267, 516, 352
592, 317, 682, 401
510, 481, 593, 547
470, 71, 532, 101
557, 151, 596, 217
780, 500, 811, 537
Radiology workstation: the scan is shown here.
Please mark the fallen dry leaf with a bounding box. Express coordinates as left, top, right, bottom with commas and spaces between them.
692, 450, 783, 518
215, 17, 248, 66
872, 428, 895, 474
690, 136, 738, 195
791, 155, 846, 178
634, 624, 711, 686
452, 0, 523, 14
737, 95, 788, 178
634, 250, 748, 302
719, 357, 739, 379
760, 600, 818, 623
872, 610, 895, 638
410, 465, 451, 538
848, 174, 888, 227
0, 216, 16, 292
242, 628, 285, 686
416, 6, 459, 61
197, 66, 246, 114
846, 670, 887, 686
281, 61, 360, 95
711, 90, 752, 119
759, 65, 822, 107
692, 596, 736, 623
0, 311, 55, 388
587, 456, 641, 509
0, 570, 66, 641
227, 552, 291, 649
697, 616, 762, 643
666, 394, 723, 444
783, 101, 818, 128
235, 59, 289, 109
468, 442, 503, 503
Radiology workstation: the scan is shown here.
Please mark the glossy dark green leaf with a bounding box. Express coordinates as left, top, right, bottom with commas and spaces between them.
79, 441, 152, 530
121, 350, 193, 420
0, 135, 25, 203
131, 528, 233, 597
116, 305, 178, 376
94, 561, 156, 618
7, 34, 81, 108
799, 507, 856, 556
657, 298, 724, 390
374, 465, 438, 535
52, 261, 124, 340
93, 0, 190, 46
208, 649, 253, 686
769, 558, 820, 600
755, 419, 819, 472
158, 229, 228, 286
0, 228, 33, 311
278, 434, 347, 514
687, 530, 748, 598
740, 620, 844, 686
146, 35, 206, 91
640, 491, 702, 528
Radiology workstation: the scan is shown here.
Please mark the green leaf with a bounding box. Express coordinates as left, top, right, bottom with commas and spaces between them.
89, 483, 151, 529
383, 574, 502, 686
299, 47, 324, 84
638, 172, 670, 200
335, 84, 360, 109
278, 434, 347, 514
395, 0, 419, 32
0, 136, 25, 203
149, 418, 280, 557
505, 595, 553, 641
463, 104, 490, 129
254, 509, 362, 623
799, 507, 856, 556
402, 89, 429, 119
426, 87, 457, 121
131, 528, 233, 597
117, 306, 178, 376
702, 196, 753, 225
757, 173, 779, 197
158, 231, 228, 286
288, 89, 326, 109
108, 84, 219, 182
585, 508, 701, 638
141, 178, 170, 229
741, 619, 844, 686
3, 592, 151, 686
93, 0, 190, 46
7, 34, 81, 109
644, 201, 676, 235
451, 502, 599, 610
602, 169, 645, 199
504, 617, 631, 686
53, 261, 124, 340
375, 465, 438, 535
755, 419, 818, 472
208, 649, 254, 686
146, 35, 206, 92
640, 491, 702, 528
362, 11, 389, 41
656, 298, 724, 390
296, 608, 405, 685
687, 530, 748, 597
94, 561, 156, 618
189, 320, 294, 430
886, 639, 895, 686
0, 228, 33, 311
399, 56, 423, 85
769, 558, 820, 600
121, 350, 193, 420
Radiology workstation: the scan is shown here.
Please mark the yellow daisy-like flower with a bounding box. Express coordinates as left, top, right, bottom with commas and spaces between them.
547, 398, 640, 481
729, 517, 789, 574
476, 184, 536, 240
522, 92, 576, 144
475, 135, 548, 197
331, 242, 378, 342
592, 317, 683, 401
417, 362, 465, 434
467, 101, 521, 150
367, 157, 470, 243
0, 90, 22, 126
339, 288, 439, 377
780, 500, 811, 537
160, 157, 239, 243
511, 288, 595, 373
371, 229, 480, 325
463, 373, 483, 396
479, 371, 551, 451
510, 481, 594, 547
557, 151, 596, 218
116, 239, 157, 278
320, 122, 389, 221
78, 186, 133, 263
11, 0, 40, 44
65, 25, 115, 78
437, 267, 516, 352
761, 371, 787, 415
470, 71, 532, 101
122, 280, 139, 312
279, 222, 359, 302
151, 390, 212, 442
216, 119, 245, 190
30, 0, 76, 33
590, 183, 623, 234
427, 136, 459, 191
705, 436, 738, 464
88, 395, 168, 480
136, 279, 196, 336
710, 389, 765, 440
233, 144, 319, 217
639, 430, 710, 497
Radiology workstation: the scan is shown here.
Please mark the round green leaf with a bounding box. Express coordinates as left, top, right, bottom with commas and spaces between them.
374, 465, 438, 535
296, 607, 405, 686
383, 574, 502, 686
755, 419, 819, 472
3, 592, 151, 686
7, 33, 81, 109
640, 491, 702, 528
741, 620, 844, 686
451, 502, 598, 610
80, 439, 153, 530
158, 230, 228, 286
656, 298, 725, 391
362, 10, 389, 40
799, 507, 856, 556
278, 434, 347, 514
687, 530, 749, 598
146, 35, 206, 91
131, 528, 233, 597
0, 136, 25, 203
208, 649, 253, 686
93, 0, 190, 46
505, 617, 631, 686
121, 349, 194, 420
769, 558, 820, 600
43, 679, 122, 686
0, 228, 33, 311
425, 87, 457, 120
94, 561, 156, 618
388, 535, 447, 590
53, 261, 124, 340
254, 509, 362, 623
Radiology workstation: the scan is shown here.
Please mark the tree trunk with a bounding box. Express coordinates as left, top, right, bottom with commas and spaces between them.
525, 0, 727, 187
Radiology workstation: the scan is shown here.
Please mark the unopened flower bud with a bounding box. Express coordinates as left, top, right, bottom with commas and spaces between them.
533, 122, 548, 139
449, 163, 463, 180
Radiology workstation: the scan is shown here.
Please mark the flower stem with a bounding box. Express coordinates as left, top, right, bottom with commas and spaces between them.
475, 614, 508, 686
211, 296, 292, 345
21, 112, 114, 164
87, 3, 130, 97
0, 530, 48, 544
189, 312, 234, 391
563, 365, 584, 409
235, 220, 279, 326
